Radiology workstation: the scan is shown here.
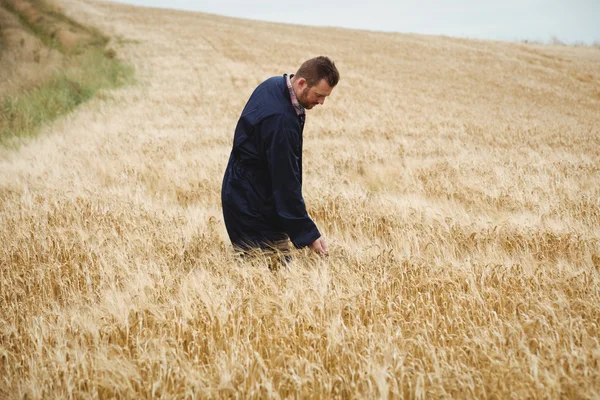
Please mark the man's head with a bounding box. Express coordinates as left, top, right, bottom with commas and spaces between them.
292, 56, 339, 110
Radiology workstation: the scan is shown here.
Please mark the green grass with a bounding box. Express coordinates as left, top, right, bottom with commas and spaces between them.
1, 50, 133, 147
0, 0, 134, 148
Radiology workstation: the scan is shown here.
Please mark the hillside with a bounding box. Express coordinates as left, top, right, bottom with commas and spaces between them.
1, 0, 599, 398
0, 0, 131, 145
0, 1, 63, 97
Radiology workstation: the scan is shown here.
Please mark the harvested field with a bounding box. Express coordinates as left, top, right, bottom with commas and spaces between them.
0, 4, 63, 97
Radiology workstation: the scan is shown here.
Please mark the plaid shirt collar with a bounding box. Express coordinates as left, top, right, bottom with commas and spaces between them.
285, 74, 305, 116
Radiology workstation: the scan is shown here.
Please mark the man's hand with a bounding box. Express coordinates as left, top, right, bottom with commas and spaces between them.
310, 237, 328, 256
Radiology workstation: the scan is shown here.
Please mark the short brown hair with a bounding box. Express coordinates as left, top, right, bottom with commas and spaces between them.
295, 56, 339, 88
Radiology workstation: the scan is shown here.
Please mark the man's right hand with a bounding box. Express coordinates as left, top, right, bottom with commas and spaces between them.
310, 237, 328, 256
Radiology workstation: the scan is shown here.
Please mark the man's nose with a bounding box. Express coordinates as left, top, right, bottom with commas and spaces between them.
318, 97, 325, 105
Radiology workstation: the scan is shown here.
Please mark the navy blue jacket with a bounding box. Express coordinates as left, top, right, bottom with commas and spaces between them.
221, 74, 321, 250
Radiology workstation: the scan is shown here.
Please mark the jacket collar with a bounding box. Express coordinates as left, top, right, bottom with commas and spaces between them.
285, 74, 305, 116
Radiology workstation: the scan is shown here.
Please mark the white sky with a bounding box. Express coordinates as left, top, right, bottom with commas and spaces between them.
110, 0, 600, 44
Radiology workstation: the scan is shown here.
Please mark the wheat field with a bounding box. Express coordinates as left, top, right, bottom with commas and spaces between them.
1, 0, 600, 398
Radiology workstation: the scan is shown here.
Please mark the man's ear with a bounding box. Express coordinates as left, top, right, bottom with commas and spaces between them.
297, 77, 307, 89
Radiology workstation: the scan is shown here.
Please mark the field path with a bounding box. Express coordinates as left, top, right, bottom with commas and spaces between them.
1, 0, 599, 398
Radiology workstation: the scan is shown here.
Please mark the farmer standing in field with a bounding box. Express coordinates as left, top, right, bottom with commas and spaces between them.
221, 56, 339, 260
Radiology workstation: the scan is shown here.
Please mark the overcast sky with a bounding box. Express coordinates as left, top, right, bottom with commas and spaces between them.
111, 0, 599, 44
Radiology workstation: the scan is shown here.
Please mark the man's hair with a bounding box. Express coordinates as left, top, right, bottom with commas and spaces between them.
295, 56, 339, 88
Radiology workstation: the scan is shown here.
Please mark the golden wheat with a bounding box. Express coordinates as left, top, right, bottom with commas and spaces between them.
1, 0, 599, 398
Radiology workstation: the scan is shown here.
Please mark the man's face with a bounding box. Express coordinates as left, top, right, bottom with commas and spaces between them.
297, 78, 334, 110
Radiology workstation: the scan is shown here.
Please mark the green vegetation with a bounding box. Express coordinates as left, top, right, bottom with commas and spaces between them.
1, 50, 132, 146
0, 0, 133, 147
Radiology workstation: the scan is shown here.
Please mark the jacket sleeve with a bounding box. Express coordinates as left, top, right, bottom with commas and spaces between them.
263, 115, 321, 248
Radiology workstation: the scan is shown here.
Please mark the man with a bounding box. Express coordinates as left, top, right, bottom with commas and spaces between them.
221, 56, 339, 259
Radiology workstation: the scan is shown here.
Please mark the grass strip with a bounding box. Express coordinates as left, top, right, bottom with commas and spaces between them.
0, 0, 134, 147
